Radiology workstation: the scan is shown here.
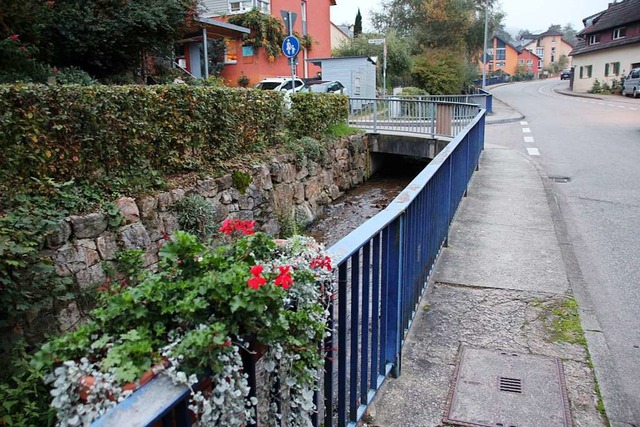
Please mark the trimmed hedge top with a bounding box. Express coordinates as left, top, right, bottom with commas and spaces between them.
0, 84, 348, 197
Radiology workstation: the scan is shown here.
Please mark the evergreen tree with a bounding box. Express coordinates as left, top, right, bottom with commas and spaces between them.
354, 9, 363, 37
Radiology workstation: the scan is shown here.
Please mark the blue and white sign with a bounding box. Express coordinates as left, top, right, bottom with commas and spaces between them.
282, 36, 300, 58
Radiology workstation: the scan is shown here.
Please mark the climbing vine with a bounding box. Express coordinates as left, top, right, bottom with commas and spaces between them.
228, 9, 285, 62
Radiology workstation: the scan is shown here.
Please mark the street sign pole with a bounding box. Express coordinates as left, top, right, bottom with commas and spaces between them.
281, 10, 299, 84
368, 38, 387, 98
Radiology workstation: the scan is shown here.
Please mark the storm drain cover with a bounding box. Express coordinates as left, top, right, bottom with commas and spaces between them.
443, 347, 572, 427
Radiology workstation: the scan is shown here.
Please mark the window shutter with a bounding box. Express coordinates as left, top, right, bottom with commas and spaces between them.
580, 67, 584, 79
605, 63, 609, 77
614, 62, 620, 75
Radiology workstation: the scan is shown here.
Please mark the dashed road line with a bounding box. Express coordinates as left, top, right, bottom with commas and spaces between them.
520, 121, 528, 125
524, 136, 535, 143
527, 148, 540, 156
522, 128, 531, 133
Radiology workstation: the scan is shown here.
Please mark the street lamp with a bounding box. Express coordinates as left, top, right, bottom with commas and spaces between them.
368, 38, 387, 98
482, 0, 489, 89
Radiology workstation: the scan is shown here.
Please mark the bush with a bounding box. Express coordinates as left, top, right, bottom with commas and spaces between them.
288, 92, 349, 139
173, 194, 218, 240
53, 67, 97, 85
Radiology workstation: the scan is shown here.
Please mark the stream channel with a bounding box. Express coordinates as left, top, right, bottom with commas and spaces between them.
307, 156, 430, 248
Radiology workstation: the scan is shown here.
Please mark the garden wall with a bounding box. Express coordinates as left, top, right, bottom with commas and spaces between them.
47, 135, 371, 329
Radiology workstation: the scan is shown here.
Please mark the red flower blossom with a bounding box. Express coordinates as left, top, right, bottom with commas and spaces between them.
9, 34, 19, 42
219, 219, 256, 236
274, 265, 293, 290
250, 265, 263, 277
248, 264, 266, 290
310, 255, 332, 271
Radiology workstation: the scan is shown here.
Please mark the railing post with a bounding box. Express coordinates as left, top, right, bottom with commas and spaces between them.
373, 99, 378, 133
384, 216, 404, 379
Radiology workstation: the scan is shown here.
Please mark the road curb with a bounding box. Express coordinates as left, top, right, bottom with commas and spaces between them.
527, 154, 638, 426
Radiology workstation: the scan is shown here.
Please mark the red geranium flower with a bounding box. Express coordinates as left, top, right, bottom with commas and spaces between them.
9, 34, 19, 42
219, 219, 256, 236
248, 265, 266, 290
274, 265, 293, 290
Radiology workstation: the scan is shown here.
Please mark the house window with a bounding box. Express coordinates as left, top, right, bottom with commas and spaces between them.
242, 45, 254, 57
580, 65, 593, 79
495, 48, 506, 60
527, 59, 533, 66
301, 1, 307, 36
225, 39, 238, 64
536, 47, 544, 57
497, 61, 505, 67
538, 60, 543, 69
605, 62, 621, 76
354, 76, 361, 96
613, 27, 626, 40
518, 59, 524, 64
589, 34, 600, 45
551, 47, 556, 63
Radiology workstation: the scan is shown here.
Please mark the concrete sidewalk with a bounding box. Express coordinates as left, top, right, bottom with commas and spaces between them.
365, 102, 607, 426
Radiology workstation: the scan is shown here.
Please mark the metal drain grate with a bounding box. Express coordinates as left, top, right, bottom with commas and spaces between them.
549, 176, 571, 183
499, 377, 523, 394
443, 347, 572, 427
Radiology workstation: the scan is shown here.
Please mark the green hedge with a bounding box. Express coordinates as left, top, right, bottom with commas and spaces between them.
288, 92, 349, 139
0, 85, 288, 190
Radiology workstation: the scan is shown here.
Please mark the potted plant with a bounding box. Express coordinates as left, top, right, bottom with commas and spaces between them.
33, 219, 335, 426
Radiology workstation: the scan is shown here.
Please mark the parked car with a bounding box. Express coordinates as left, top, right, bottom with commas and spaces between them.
300, 80, 348, 95
560, 69, 571, 80
622, 67, 640, 98
254, 77, 305, 94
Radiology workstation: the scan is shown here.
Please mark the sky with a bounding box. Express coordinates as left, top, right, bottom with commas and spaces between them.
330, 0, 614, 35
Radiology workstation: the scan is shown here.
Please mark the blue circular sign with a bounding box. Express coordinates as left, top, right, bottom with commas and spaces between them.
282, 36, 300, 58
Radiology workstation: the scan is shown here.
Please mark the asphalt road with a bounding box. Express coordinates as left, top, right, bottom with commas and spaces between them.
491, 79, 640, 425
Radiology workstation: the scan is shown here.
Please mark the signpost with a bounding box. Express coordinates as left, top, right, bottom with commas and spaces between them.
281, 11, 299, 89
368, 38, 387, 98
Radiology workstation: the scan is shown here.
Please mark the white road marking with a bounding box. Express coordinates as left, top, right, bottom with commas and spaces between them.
520, 121, 528, 125
522, 128, 531, 133
618, 106, 626, 109
524, 136, 535, 143
608, 104, 615, 107
527, 148, 540, 156
630, 108, 638, 111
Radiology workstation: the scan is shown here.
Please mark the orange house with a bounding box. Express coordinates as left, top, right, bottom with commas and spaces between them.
191, 0, 335, 87
482, 36, 521, 76
516, 48, 542, 75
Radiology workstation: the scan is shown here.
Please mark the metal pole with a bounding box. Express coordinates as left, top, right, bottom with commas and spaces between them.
288, 12, 295, 85
383, 39, 387, 98
482, 0, 488, 89
203, 27, 209, 79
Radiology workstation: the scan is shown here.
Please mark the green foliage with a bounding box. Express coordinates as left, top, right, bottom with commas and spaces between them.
549, 298, 586, 346
411, 50, 465, 95
173, 195, 218, 240
589, 79, 618, 95
228, 9, 284, 62
332, 30, 415, 88
286, 137, 330, 169
0, 85, 287, 193
232, 171, 252, 195
53, 67, 97, 85
288, 92, 349, 139
326, 122, 362, 139
0, 342, 55, 427
354, 9, 363, 37
400, 87, 429, 96
38, 0, 199, 80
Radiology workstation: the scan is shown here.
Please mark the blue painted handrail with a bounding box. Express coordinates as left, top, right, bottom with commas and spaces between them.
91, 104, 486, 427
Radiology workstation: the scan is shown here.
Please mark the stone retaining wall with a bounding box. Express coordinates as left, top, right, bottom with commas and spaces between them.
44, 135, 371, 330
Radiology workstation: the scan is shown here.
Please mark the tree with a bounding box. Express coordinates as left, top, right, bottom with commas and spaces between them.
332, 30, 415, 87
38, 0, 199, 80
354, 9, 363, 37
411, 49, 465, 94
517, 29, 533, 40
561, 23, 578, 46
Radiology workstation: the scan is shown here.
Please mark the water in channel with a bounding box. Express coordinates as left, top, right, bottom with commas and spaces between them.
307, 156, 430, 247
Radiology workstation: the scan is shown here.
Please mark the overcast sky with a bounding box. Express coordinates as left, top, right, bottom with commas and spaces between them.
330, 0, 614, 35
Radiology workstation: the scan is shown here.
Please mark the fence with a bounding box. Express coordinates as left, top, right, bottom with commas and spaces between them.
348, 98, 481, 137
90, 101, 487, 427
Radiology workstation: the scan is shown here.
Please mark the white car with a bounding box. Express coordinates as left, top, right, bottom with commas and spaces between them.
622, 67, 640, 98
254, 77, 305, 94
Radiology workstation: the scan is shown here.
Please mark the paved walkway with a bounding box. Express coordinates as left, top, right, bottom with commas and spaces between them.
365, 97, 607, 426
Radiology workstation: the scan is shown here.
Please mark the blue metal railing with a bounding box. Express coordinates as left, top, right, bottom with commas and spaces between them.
326, 109, 485, 426
91, 102, 486, 427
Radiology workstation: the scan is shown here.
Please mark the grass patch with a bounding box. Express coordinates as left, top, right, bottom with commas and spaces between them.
548, 297, 587, 346
326, 121, 361, 139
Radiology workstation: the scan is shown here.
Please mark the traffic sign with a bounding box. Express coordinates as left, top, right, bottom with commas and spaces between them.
282, 36, 300, 58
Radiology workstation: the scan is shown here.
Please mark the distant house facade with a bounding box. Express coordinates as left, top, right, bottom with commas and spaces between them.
522, 30, 574, 73
516, 47, 542, 75
570, 0, 640, 93
480, 36, 521, 76
331, 22, 352, 50
181, 0, 336, 86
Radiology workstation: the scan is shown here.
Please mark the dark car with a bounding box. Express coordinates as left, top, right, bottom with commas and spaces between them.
560, 69, 571, 80
300, 80, 348, 95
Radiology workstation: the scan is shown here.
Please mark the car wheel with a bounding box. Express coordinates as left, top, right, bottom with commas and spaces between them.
634, 88, 639, 98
